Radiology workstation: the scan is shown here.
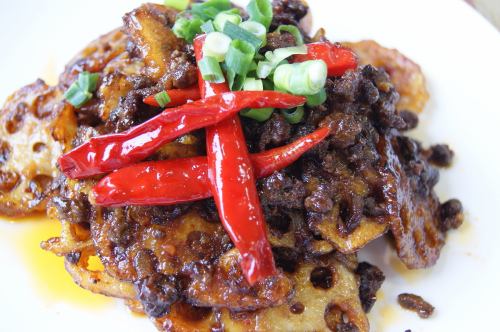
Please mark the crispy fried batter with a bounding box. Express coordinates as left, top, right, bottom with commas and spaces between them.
344, 40, 429, 113
0, 80, 76, 216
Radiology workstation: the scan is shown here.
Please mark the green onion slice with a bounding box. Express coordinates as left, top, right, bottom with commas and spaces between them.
64, 85, 92, 109
240, 107, 274, 122
246, 0, 273, 29
154, 91, 171, 107
223, 21, 262, 50
199, 56, 226, 83
64, 71, 99, 108
239, 21, 267, 46
164, 0, 189, 11
256, 45, 307, 78
241, 78, 273, 120
203, 32, 232, 62
306, 88, 327, 106
191, 0, 231, 20
276, 24, 304, 45
214, 11, 242, 31
173, 16, 203, 42
201, 20, 215, 33
225, 68, 245, 91
77, 71, 99, 92
281, 106, 304, 124
225, 39, 255, 76
243, 77, 264, 91
274, 60, 327, 96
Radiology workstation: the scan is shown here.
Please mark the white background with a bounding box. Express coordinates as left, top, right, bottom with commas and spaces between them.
0, 0, 500, 331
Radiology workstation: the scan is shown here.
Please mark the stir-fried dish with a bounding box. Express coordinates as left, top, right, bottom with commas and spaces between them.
0, 0, 464, 331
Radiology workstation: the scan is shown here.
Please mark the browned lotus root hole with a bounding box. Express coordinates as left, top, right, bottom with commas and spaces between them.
32, 142, 47, 153
344, 40, 429, 113
0, 80, 76, 216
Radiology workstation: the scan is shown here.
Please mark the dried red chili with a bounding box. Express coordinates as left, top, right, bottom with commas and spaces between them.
195, 35, 277, 285
293, 42, 358, 77
93, 127, 329, 207
59, 91, 304, 179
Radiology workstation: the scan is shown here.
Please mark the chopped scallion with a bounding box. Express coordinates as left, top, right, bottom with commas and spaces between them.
214, 11, 242, 31
164, 0, 189, 11
191, 0, 232, 20
223, 21, 262, 50
201, 20, 215, 33
199, 56, 226, 83
306, 88, 327, 106
274, 60, 327, 95
173, 16, 203, 42
281, 106, 304, 124
243, 77, 264, 91
77, 71, 99, 92
256, 45, 307, 78
203, 32, 232, 62
246, 0, 273, 29
225, 39, 255, 76
241, 78, 273, 121
64, 71, 99, 108
240, 107, 274, 122
276, 24, 304, 45
239, 21, 267, 46
154, 91, 171, 107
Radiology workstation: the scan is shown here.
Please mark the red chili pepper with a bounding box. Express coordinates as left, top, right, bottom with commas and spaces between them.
58, 91, 305, 179
93, 127, 330, 207
293, 42, 358, 77
195, 35, 276, 285
143, 86, 201, 107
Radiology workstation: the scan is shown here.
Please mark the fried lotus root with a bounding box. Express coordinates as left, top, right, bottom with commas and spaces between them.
41, 214, 136, 300
91, 207, 290, 311
91, 207, 231, 281
123, 3, 193, 84
186, 248, 293, 311
344, 40, 429, 113
310, 205, 388, 253
154, 255, 369, 332
0, 80, 76, 216
384, 134, 445, 268
64, 248, 137, 300
304, 140, 399, 254
59, 29, 128, 88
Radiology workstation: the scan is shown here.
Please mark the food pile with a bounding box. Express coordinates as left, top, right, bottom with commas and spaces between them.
0, 0, 463, 331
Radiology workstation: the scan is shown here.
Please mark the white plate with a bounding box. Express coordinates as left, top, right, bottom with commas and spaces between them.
1, 0, 499, 331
